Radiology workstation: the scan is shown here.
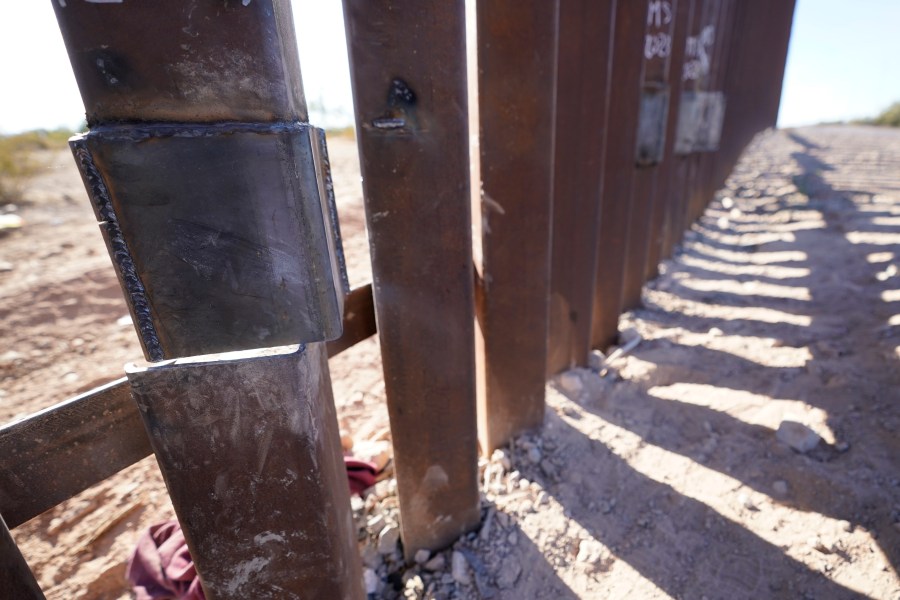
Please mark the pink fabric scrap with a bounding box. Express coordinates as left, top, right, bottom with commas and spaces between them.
126, 520, 205, 600
345, 458, 378, 495
126, 457, 379, 598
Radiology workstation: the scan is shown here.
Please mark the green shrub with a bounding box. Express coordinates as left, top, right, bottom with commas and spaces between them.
871, 102, 900, 128
0, 128, 75, 202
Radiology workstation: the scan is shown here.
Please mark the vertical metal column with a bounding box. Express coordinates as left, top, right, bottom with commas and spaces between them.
477, 0, 560, 451
662, 0, 710, 257
341, 0, 481, 556
52, 2, 361, 598
1, 515, 44, 599
591, 1, 651, 351
127, 346, 361, 599
621, 0, 680, 312
687, 0, 735, 225
645, 0, 693, 280
714, 0, 796, 186
547, 0, 616, 375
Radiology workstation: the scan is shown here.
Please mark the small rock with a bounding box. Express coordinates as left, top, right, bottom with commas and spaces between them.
377, 525, 400, 554
413, 549, 431, 565
575, 539, 604, 567
361, 545, 381, 569
0, 261, 13, 272
588, 350, 605, 370
722, 197, 734, 209
738, 493, 757, 510
776, 420, 822, 453
423, 554, 445, 571
540, 459, 558, 479
527, 447, 542, 464
367, 514, 386, 532
838, 520, 853, 533
537, 491, 549, 506
0, 350, 23, 365
507, 530, 518, 546
116, 314, 133, 327
451, 551, 471, 585
363, 568, 379, 595
405, 574, 424, 594
559, 372, 583, 395
708, 327, 724, 337
772, 480, 789, 496
496, 560, 522, 589
491, 448, 511, 472
835, 441, 850, 453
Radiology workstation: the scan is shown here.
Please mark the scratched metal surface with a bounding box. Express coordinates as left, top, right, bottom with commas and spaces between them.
127, 344, 362, 600
0, 285, 376, 530
71, 123, 346, 361
342, 0, 481, 556
51, 0, 307, 126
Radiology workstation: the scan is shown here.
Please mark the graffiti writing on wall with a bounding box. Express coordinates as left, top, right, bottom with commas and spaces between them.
645, 0, 673, 60
683, 25, 715, 81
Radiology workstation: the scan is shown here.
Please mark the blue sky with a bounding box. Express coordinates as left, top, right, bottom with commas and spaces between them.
0, 1, 897, 133
778, 0, 900, 126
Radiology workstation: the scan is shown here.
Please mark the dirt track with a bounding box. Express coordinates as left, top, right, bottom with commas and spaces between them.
2, 126, 899, 598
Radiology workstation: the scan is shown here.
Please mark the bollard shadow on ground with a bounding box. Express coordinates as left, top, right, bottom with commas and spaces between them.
503, 127, 899, 598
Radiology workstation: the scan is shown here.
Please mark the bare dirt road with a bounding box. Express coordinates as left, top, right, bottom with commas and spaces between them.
2, 125, 899, 599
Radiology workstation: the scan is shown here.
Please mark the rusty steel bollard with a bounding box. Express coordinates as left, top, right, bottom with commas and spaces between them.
52, 1, 362, 598
56, 0, 348, 363
1, 514, 44, 599
126, 345, 360, 599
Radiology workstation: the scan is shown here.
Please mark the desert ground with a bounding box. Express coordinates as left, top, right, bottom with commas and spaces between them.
1, 125, 899, 599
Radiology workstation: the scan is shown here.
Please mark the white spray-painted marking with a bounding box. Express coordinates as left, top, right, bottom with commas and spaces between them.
254, 531, 285, 546
222, 557, 270, 595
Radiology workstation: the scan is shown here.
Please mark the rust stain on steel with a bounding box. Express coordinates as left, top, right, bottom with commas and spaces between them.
51, 0, 307, 126
547, 0, 615, 376
127, 344, 362, 600
477, 0, 559, 451
591, 0, 652, 352
343, 0, 481, 555
1, 514, 45, 599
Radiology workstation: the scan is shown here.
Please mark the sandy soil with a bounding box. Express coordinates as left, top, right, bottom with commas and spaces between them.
2, 126, 899, 599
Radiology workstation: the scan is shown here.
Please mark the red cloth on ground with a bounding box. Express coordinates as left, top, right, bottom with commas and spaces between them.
126, 520, 205, 600
345, 458, 378, 495
126, 457, 378, 598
